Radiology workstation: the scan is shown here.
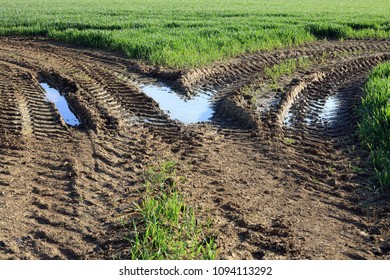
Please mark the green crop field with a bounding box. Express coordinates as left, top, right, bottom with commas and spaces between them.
0, 0, 389, 67
358, 62, 390, 189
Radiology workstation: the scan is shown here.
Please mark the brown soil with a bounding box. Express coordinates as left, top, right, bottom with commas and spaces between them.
0, 37, 389, 260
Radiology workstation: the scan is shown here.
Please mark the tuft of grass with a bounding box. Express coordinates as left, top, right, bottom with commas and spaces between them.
127, 160, 217, 260
349, 164, 363, 175
311, 176, 319, 184
357, 62, 390, 189
328, 164, 336, 175
264, 57, 311, 83
284, 137, 296, 145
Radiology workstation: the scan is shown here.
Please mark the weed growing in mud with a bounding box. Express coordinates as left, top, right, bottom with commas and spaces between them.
284, 137, 296, 145
319, 52, 330, 63
264, 57, 311, 84
328, 164, 336, 175
241, 85, 258, 109
349, 164, 363, 175
126, 160, 217, 260
311, 177, 319, 184
358, 62, 390, 189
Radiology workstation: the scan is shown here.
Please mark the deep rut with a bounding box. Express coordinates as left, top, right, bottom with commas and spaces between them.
0, 37, 389, 259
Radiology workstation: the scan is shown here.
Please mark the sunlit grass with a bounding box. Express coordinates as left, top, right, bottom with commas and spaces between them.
0, 0, 389, 67
264, 57, 312, 83
358, 62, 390, 189
127, 160, 217, 260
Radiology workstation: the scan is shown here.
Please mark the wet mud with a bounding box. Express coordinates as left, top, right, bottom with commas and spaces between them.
0, 37, 389, 260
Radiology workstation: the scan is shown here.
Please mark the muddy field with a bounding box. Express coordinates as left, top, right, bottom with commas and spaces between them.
0, 37, 389, 260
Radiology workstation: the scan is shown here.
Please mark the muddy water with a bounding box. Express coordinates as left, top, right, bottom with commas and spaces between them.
284, 111, 293, 126
40, 83, 80, 126
284, 94, 340, 127
319, 95, 339, 122
141, 84, 214, 124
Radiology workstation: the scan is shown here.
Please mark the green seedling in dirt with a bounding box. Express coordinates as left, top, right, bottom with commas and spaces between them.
328, 164, 336, 175
284, 137, 296, 145
311, 176, 319, 184
264, 57, 312, 83
250, 95, 257, 110
350, 164, 363, 174
118, 217, 128, 229
319, 52, 330, 63
125, 160, 217, 260
240, 85, 258, 110
241, 85, 256, 100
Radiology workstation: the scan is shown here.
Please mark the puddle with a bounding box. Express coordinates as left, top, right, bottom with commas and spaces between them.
319, 95, 339, 122
284, 95, 340, 127
304, 117, 313, 125
284, 111, 293, 126
141, 84, 214, 124
40, 83, 80, 126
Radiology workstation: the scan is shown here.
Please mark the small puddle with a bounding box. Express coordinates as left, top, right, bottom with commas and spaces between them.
141, 84, 214, 124
304, 117, 313, 125
40, 83, 80, 126
319, 95, 339, 122
284, 95, 340, 127
283, 111, 293, 126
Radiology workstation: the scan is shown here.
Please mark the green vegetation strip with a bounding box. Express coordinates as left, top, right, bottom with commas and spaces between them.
358, 62, 390, 189
1, 0, 389, 67
264, 57, 311, 83
128, 160, 216, 260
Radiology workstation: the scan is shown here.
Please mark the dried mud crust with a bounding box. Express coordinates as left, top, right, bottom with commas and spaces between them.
0, 37, 389, 260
